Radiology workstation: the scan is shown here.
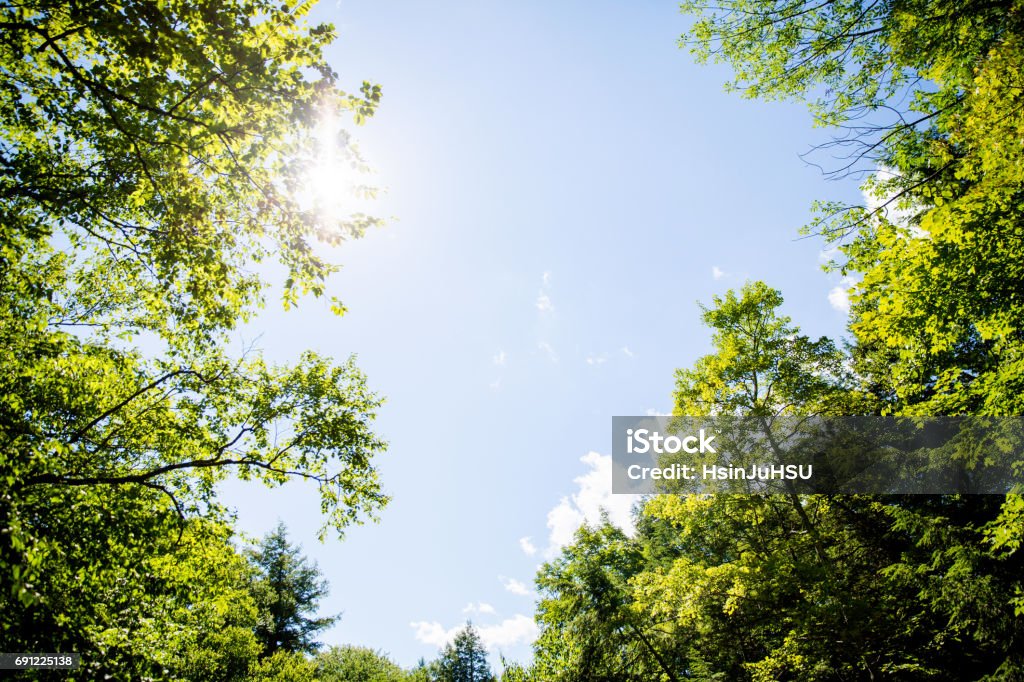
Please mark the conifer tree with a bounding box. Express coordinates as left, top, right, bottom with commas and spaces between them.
436, 624, 493, 682
247, 522, 338, 657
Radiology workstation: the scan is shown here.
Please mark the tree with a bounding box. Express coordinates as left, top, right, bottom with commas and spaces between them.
534, 522, 680, 682
0, 0, 388, 671
1, 0, 383, 326
435, 624, 494, 682
532, 285, 1024, 679
316, 645, 409, 681
407, 656, 445, 681
673, 281, 853, 418
496, 656, 538, 682
678, 0, 1016, 167
145, 520, 265, 681
249, 650, 319, 682
247, 522, 337, 657
677, 0, 1024, 417
679, 0, 1024, 637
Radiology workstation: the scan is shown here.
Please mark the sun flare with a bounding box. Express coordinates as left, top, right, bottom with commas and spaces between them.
296, 109, 376, 223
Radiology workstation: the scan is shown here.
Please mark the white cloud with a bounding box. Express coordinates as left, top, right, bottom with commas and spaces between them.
645, 408, 671, 417
621, 346, 634, 358
462, 602, 496, 616
828, 276, 858, 313
410, 621, 460, 648
500, 576, 532, 596
818, 246, 840, 264
538, 341, 558, 363
493, 350, 507, 366
712, 266, 726, 280
489, 378, 502, 391
536, 272, 555, 314
545, 500, 585, 555
585, 353, 608, 366
410, 616, 538, 651
544, 452, 638, 558
519, 536, 537, 556
828, 285, 850, 313
478, 614, 538, 649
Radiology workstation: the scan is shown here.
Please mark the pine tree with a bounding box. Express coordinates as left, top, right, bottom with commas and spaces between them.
436, 623, 493, 682
246, 522, 338, 657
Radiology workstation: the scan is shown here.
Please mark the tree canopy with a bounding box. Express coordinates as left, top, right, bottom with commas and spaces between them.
533, 286, 1024, 680
315, 645, 409, 682
1, 0, 389, 675
680, 0, 1024, 623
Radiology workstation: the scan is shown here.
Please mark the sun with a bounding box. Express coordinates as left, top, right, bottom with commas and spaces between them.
296, 108, 375, 223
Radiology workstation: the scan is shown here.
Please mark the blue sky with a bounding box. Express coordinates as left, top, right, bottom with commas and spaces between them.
220, 0, 864, 668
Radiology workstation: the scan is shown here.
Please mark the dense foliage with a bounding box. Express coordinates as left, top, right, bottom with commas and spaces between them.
316, 645, 410, 682
534, 284, 1024, 680
1, 0, 386, 677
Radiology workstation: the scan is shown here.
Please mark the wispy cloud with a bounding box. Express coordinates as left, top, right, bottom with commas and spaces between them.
585, 353, 608, 366
493, 350, 507, 366
538, 341, 558, 363
621, 346, 634, 358
519, 536, 537, 556
536, 272, 555, 314
712, 265, 727, 280
462, 602, 496, 616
